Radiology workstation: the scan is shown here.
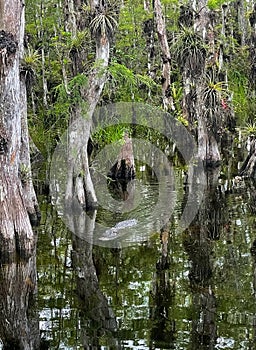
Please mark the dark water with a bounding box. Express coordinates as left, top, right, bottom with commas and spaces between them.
1, 165, 256, 349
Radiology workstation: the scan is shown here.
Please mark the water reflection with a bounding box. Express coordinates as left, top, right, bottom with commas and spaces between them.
0, 254, 40, 349
150, 223, 176, 348
183, 169, 221, 349
71, 211, 118, 348
3, 168, 256, 348
36, 173, 256, 349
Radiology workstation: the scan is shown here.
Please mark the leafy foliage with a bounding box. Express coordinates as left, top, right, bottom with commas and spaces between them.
24, 0, 256, 159
207, 0, 231, 10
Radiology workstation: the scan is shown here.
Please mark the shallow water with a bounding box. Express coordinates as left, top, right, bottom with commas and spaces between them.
38, 167, 256, 349
1, 165, 256, 349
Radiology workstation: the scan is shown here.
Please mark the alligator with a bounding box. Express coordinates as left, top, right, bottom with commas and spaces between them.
99, 219, 138, 241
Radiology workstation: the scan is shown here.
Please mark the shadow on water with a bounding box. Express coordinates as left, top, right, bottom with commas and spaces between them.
3, 162, 256, 348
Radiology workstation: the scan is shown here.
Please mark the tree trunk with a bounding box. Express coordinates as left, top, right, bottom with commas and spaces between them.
0, 0, 39, 259
153, 0, 174, 111
249, 4, 256, 89
181, 0, 224, 166
64, 0, 118, 210
108, 133, 135, 181
239, 138, 256, 178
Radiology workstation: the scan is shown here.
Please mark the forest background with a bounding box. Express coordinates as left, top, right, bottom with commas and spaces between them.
24, 0, 256, 168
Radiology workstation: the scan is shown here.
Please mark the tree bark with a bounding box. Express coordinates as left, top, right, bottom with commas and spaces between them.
108, 133, 135, 181
181, 0, 223, 166
0, 0, 39, 259
249, 4, 256, 89
64, 0, 118, 210
153, 0, 174, 111
239, 138, 256, 178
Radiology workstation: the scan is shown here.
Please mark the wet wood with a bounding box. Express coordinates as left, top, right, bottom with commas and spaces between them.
108, 133, 135, 181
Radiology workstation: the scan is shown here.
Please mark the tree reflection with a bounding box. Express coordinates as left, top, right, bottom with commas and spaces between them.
183, 169, 225, 349
70, 209, 118, 348
0, 254, 41, 349
149, 223, 176, 348
248, 179, 256, 347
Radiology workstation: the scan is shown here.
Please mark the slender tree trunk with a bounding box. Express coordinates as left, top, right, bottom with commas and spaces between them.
153, 0, 174, 111
0, 0, 39, 259
143, 17, 155, 90
238, 4, 256, 177
195, 1, 221, 166
64, 0, 118, 210
249, 4, 256, 89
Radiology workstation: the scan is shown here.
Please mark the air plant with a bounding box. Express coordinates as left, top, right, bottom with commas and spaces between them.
240, 122, 256, 138
173, 27, 207, 75
21, 47, 40, 88
90, 10, 118, 38
202, 72, 228, 111
202, 71, 230, 139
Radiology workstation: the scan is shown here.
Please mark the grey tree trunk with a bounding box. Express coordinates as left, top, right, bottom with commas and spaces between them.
239, 138, 256, 178
193, 1, 221, 166
154, 0, 174, 111
0, 0, 39, 259
180, 0, 224, 166
64, 0, 117, 210
239, 5, 256, 178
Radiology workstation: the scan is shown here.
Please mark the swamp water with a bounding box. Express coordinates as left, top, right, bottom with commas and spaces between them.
1, 164, 256, 349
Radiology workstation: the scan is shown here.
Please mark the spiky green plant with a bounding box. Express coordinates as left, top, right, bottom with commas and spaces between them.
23, 48, 40, 68
21, 47, 40, 88
90, 11, 118, 38
202, 73, 228, 110
173, 27, 207, 75
241, 122, 256, 138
